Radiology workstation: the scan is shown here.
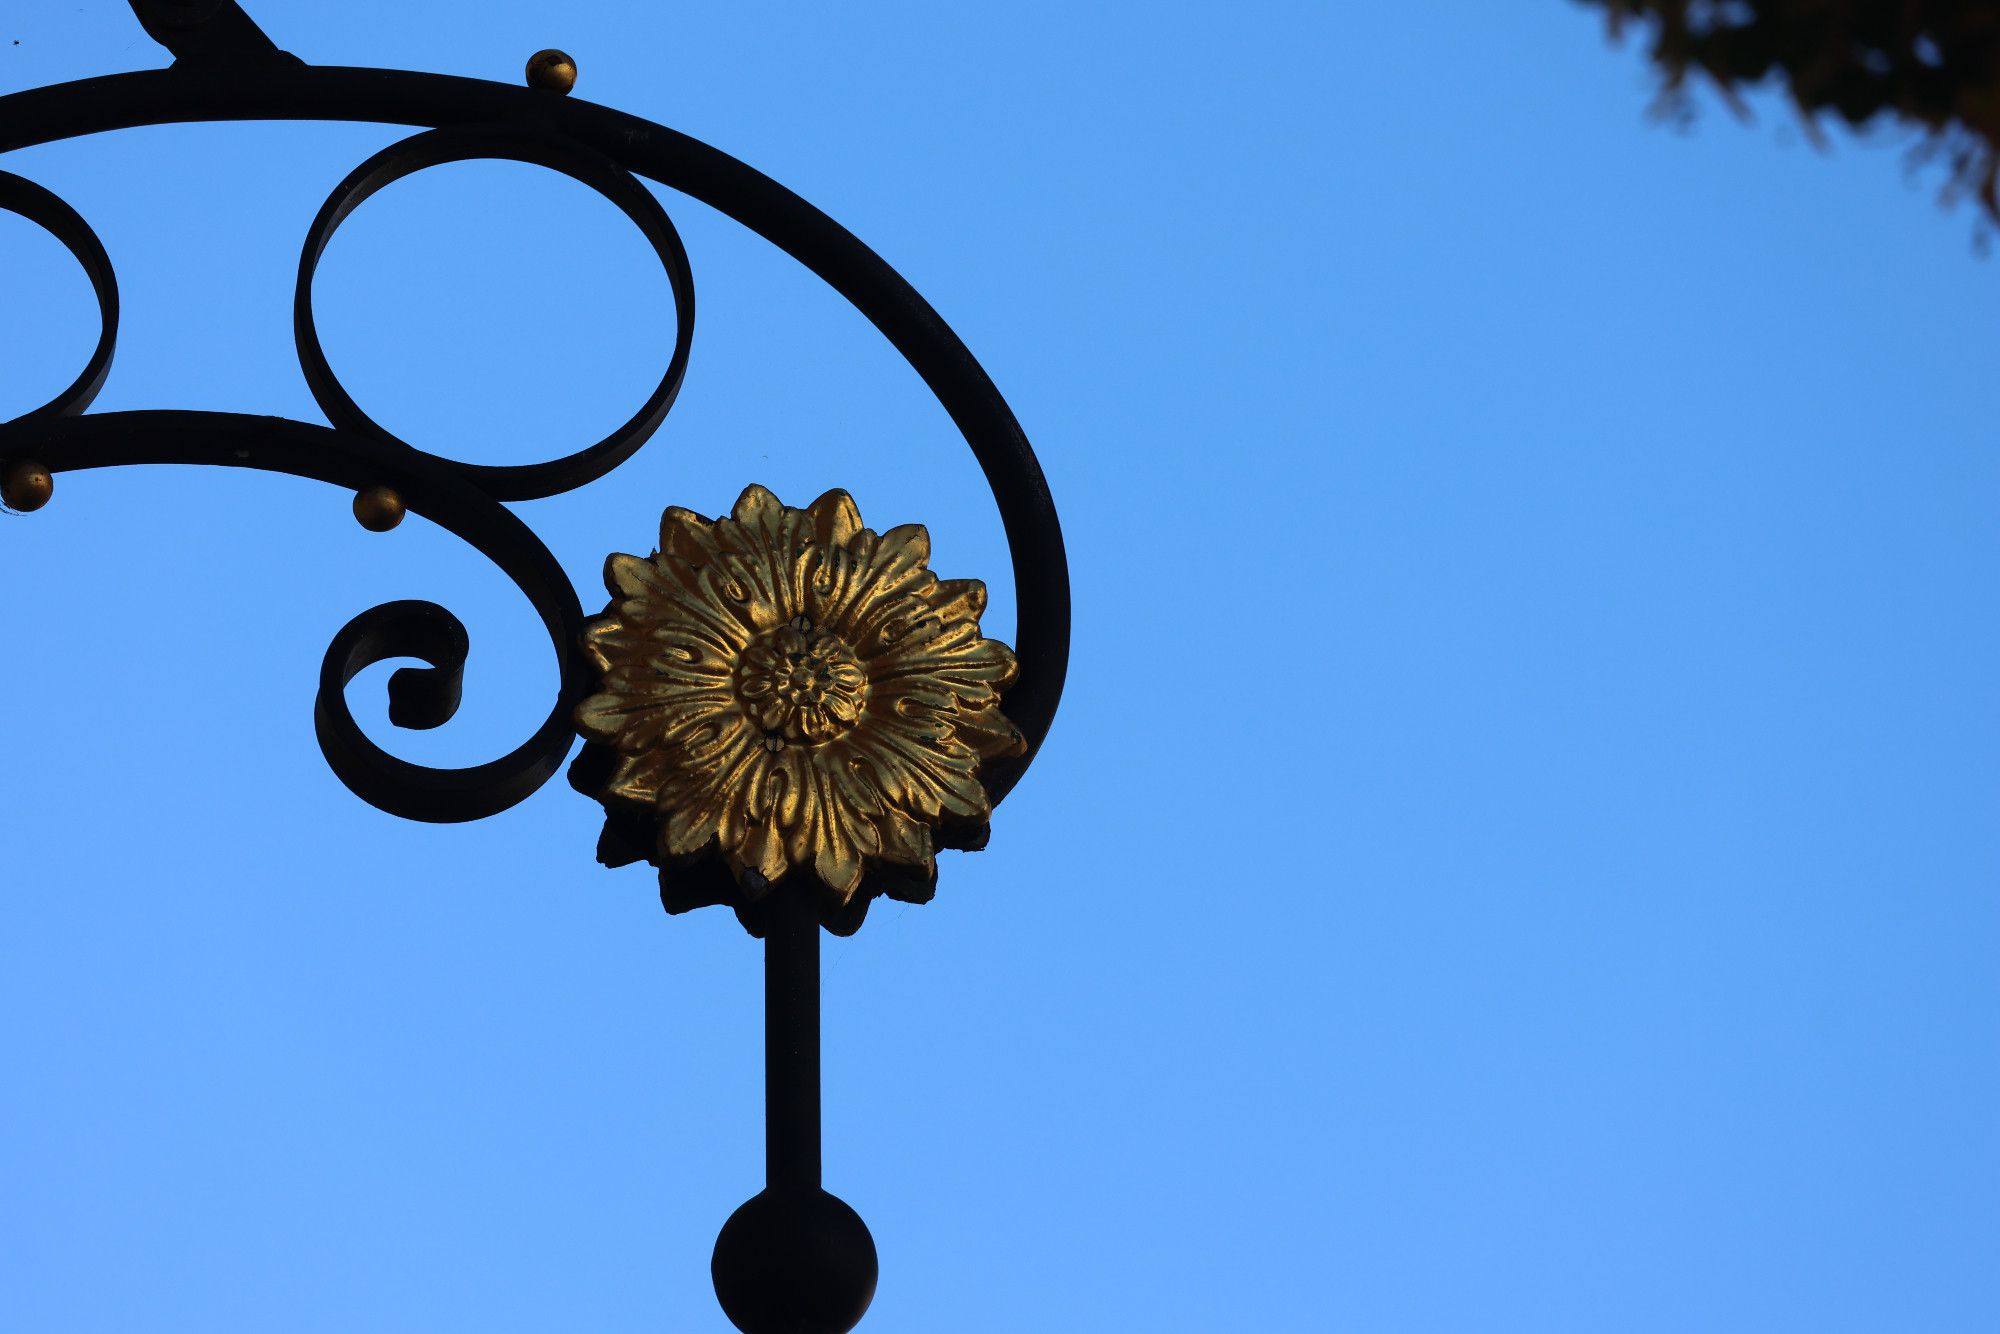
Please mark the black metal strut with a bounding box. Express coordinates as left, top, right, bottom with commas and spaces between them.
766, 883, 825, 1193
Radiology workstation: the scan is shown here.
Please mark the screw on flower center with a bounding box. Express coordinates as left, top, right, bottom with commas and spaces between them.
737, 615, 870, 744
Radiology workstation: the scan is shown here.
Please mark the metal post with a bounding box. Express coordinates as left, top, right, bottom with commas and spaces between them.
711, 883, 878, 1334
764, 880, 822, 1191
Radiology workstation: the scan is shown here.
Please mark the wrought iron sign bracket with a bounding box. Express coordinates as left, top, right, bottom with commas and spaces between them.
1, 4, 1070, 1330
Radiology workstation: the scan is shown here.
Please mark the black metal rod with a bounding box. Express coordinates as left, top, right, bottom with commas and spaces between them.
764, 883, 822, 1192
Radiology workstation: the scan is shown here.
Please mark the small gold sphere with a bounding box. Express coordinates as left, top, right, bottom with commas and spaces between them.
353, 484, 406, 533
526, 49, 577, 94
1, 459, 53, 513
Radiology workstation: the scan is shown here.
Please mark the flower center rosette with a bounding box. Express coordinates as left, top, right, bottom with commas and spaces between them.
570, 484, 1024, 933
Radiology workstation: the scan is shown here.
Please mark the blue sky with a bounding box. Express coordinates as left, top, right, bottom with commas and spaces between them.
3, 3, 1997, 1330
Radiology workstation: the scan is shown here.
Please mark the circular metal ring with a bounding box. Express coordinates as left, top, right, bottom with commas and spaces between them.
0, 171, 119, 424
294, 124, 695, 502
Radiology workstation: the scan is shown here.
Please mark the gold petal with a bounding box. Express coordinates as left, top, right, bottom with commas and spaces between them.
663, 728, 757, 852
575, 691, 644, 742
821, 526, 933, 642
876, 522, 931, 569
748, 744, 808, 828
859, 722, 990, 820
664, 799, 723, 855
882, 680, 956, 714
659, 505, 719, 562
650, 698, 742, 745
640, 688, 739, 719
924, 578, 988, 626
732, 547, 788, 616
699, 557, 781, 635
806, 488, 863, 545
810, 764, 865, 894
950, 709, 1027, 760
653, 577, 755, 653
803, 545, 857, 633
849, 595, 937, 656
876, 806, 935, 869
874, 636, 1020, 696
783, 766, 823, 865
773, 543, 812, 623
676, 713, 753, 762
939, 763, 991, 817
645, 632, 736, 680
651, 549, 707, 599
826, 742, 886, 813
580, 616, 642, 672
841, 799, 883, 858
852, 729, 949, 816
744, 818, 790, 882
717, 787, 748, 854
605, 552, 670, 601
606, 752, 669, 806
730, 483, 786, 537
815, 843, 863, 895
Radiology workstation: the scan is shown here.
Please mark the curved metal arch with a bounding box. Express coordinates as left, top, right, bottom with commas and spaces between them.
0, 61, 1069, 807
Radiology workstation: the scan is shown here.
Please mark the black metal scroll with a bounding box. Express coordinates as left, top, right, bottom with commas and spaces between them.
0, 32, 1069, 815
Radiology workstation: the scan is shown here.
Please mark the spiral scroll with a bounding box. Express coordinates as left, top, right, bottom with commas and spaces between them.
0, 409, 590, 822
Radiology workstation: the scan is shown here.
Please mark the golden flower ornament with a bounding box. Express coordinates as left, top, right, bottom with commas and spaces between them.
572, 484, 1024, 928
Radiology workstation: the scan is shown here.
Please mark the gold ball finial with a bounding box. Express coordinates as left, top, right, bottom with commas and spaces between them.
1, 459, 54, 513
526, 49, 578, 94
353, 484, 406, 533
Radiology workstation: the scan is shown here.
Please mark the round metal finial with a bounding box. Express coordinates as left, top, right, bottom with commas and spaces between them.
353, 484, 406, 532
1, 459, 54, 513
525, 49, 577, 94
711, 1188, 878, 1334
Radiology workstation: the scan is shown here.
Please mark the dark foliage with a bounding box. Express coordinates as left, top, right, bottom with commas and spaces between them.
1582, 1, 2000, 219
